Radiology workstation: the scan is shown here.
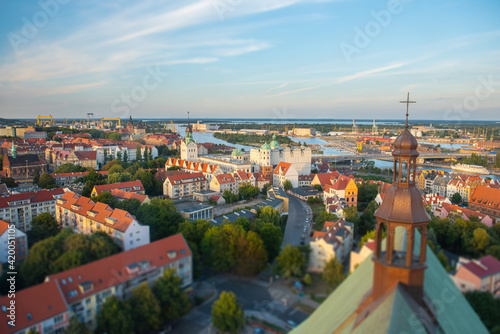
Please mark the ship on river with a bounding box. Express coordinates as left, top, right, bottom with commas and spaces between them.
451, 163, 489, 175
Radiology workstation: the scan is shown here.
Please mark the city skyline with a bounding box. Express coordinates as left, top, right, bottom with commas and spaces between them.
1, 0, 499, 120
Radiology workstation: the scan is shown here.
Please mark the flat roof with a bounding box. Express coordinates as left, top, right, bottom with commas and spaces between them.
211, 209, 257, 225
289, 187, 322, 197
175, 201, 213, 213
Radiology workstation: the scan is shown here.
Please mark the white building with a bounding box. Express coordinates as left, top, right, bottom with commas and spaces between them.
249, 135, 311, 175
273, 162, 299, 188
0, 219, 28, 263
0, 188, 65, 232
56, 192, 150, 251
308, 218, 354, 272
180, 122, 198, 161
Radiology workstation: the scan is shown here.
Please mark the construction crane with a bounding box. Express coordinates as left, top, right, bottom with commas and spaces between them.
37, 115, 54, 126
284, 124, 289, 132
100, 118, 122, 128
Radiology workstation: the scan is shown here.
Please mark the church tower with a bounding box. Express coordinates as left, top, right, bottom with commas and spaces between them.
371, 93, 430, 304
180, 112, 198, 161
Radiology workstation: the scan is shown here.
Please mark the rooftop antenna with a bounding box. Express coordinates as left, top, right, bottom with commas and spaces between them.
400, 92, 416, 129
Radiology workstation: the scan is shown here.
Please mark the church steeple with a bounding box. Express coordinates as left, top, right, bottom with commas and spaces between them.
370, 93, 430, 305
185, 111, 193, 144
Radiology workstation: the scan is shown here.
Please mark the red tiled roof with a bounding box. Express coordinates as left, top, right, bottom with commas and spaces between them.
461, 255, 500, 278
314, 172, 340, 187
0, 220, 9, 235
273, 161, 292, 175
47, 234, 190, 304
215, 173, 236, 184
470, 186, 500, 208
0, 188, 64, 209
110, 189, 148, 203
166, 172, 206, 184
74, 151, 97, 161
93, 181, 144, 195
0, 280, 68, 334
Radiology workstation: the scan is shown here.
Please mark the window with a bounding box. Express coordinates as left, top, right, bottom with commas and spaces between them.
86, 298, 91, 305
54, 314, 64, 324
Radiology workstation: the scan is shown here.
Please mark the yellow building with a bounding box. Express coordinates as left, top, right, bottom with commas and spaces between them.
417, 171, 426, 191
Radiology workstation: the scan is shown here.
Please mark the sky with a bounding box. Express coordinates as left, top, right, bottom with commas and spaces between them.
0, 0, 499, 121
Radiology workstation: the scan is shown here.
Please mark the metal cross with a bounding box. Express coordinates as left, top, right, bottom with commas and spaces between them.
400, 92, 416, 129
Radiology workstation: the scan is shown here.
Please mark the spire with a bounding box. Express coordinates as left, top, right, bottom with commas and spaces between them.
11, 142, 16, 159
370, 105, 430, 306
400, 92, 416, 129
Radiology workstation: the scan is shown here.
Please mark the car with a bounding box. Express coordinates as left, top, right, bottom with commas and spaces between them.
287, 320, 298, 328
305, 218, 309, 222
254, 328, 265, 334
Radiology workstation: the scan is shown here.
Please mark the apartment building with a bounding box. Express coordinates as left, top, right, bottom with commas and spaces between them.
0, 219, 28, 263
0, 234, 191, 333
91, 181, 145, 197
56, 192, 150, 251
0, 188, 65, 232
163, 172, 207, 200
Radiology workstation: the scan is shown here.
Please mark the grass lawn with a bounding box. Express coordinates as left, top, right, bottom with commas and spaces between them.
303, 273, 332, 296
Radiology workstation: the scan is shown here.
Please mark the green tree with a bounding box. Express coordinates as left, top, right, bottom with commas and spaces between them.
222, 189, 239, 204
91, 191, 118, 207
136, 198, 183, 241
136, 145, 142, 161
133, 169, 158, 195
322, 257, 345, 289
96, 296, 134, 334
238, 182, 259, 200
178, 219, 212, 247
128, 283, 161, 333
257, 206, 281, 226
152, 268, 192, 321
256, 223, 282, 261
211, 291, 245, 334
105, 132, 122, 141
115, 198, 141, 216
64, 316, 92, 334
235, 230, 268, 275
275, 244, 305, 278
107, 171, 132, 184
495, 151, 500, 168
464, 291, 500, 331
116, 151, 122, 161
472, 228, 491, 255
303, 273, 312, 285
343, 206, 360, 225
357, 182, 379, 211
283, 179, 293, 190
54, 163, 86, 173
436, 250, 451, 272
81, 170, 105, 197
108, 164, 124, 174
123, 150, 128, 162
28, 212, 61, 246
451, 192, 462, 205
359, 229, 386, 248
314, 210, 337, 231
37, 174, 57, 189
33, 167, 40, 184
201, 224, 242, 272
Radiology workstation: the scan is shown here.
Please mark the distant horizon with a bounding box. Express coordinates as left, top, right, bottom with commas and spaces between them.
1, 1, 499, 119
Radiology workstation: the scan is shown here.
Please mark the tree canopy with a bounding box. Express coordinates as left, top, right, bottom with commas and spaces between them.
152, 268, 191, 321
136, 198, 183, 241
27, 212, 61, 246
322, 257, 345, 289
37, 174, 57, 189
54, 163, 87, 173
211, 291, 245, 334
274, 244, 306, 279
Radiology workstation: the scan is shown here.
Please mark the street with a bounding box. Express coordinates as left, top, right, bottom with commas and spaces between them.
282, 195, 311, 247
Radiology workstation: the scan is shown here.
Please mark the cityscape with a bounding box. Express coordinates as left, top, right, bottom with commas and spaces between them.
1, 1, 500, 334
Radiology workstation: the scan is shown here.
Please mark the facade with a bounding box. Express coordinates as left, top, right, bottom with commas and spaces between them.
163, 172, 207, 200
0, 188, 64, 232
198, 155, 252, 174
447, 178, 467, 201
165, 158, 221, 182
424, 193, 451, 211
175, 202, 214, 221
468, 185, 500, 223
56, 192, 150, 251
452, 255, 500, 296
91, 181, 145, 197
293, 128, 316, 137
210, 173, 239, 194
298, 174, 314, 187
308, 219, 354, 272
249, 135, 312, 175
3, 146, 48, 181
434, 202, 493, 226
0, 219, 28, 263
24, 131, 47, 140
323, 175, 358, 208
273, 162, 299, 188
431, 174, 452, 197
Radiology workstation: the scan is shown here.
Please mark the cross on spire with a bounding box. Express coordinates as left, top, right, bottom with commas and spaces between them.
400, 92, 416, 129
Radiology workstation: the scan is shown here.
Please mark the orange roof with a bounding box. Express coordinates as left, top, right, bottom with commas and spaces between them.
110, 189, 148, 203
166, 172, 206, 184
313, 172, 340, 187
47, 234, 190, 304
215, 173, 236, 184
470, 185, 500, 208
0, 280, 68, 334
93, 180, 144, 195
273, 161, 292, 175
0, 220, 9, 235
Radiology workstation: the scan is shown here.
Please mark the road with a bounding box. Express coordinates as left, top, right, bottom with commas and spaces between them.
282, 195, 312, 247
172, 275, 309, 334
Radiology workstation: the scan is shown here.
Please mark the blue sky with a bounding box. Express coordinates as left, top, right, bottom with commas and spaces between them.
0, 0, 499, 120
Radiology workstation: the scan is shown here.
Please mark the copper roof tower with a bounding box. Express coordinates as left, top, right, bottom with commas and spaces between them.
371, 92, 430, 304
